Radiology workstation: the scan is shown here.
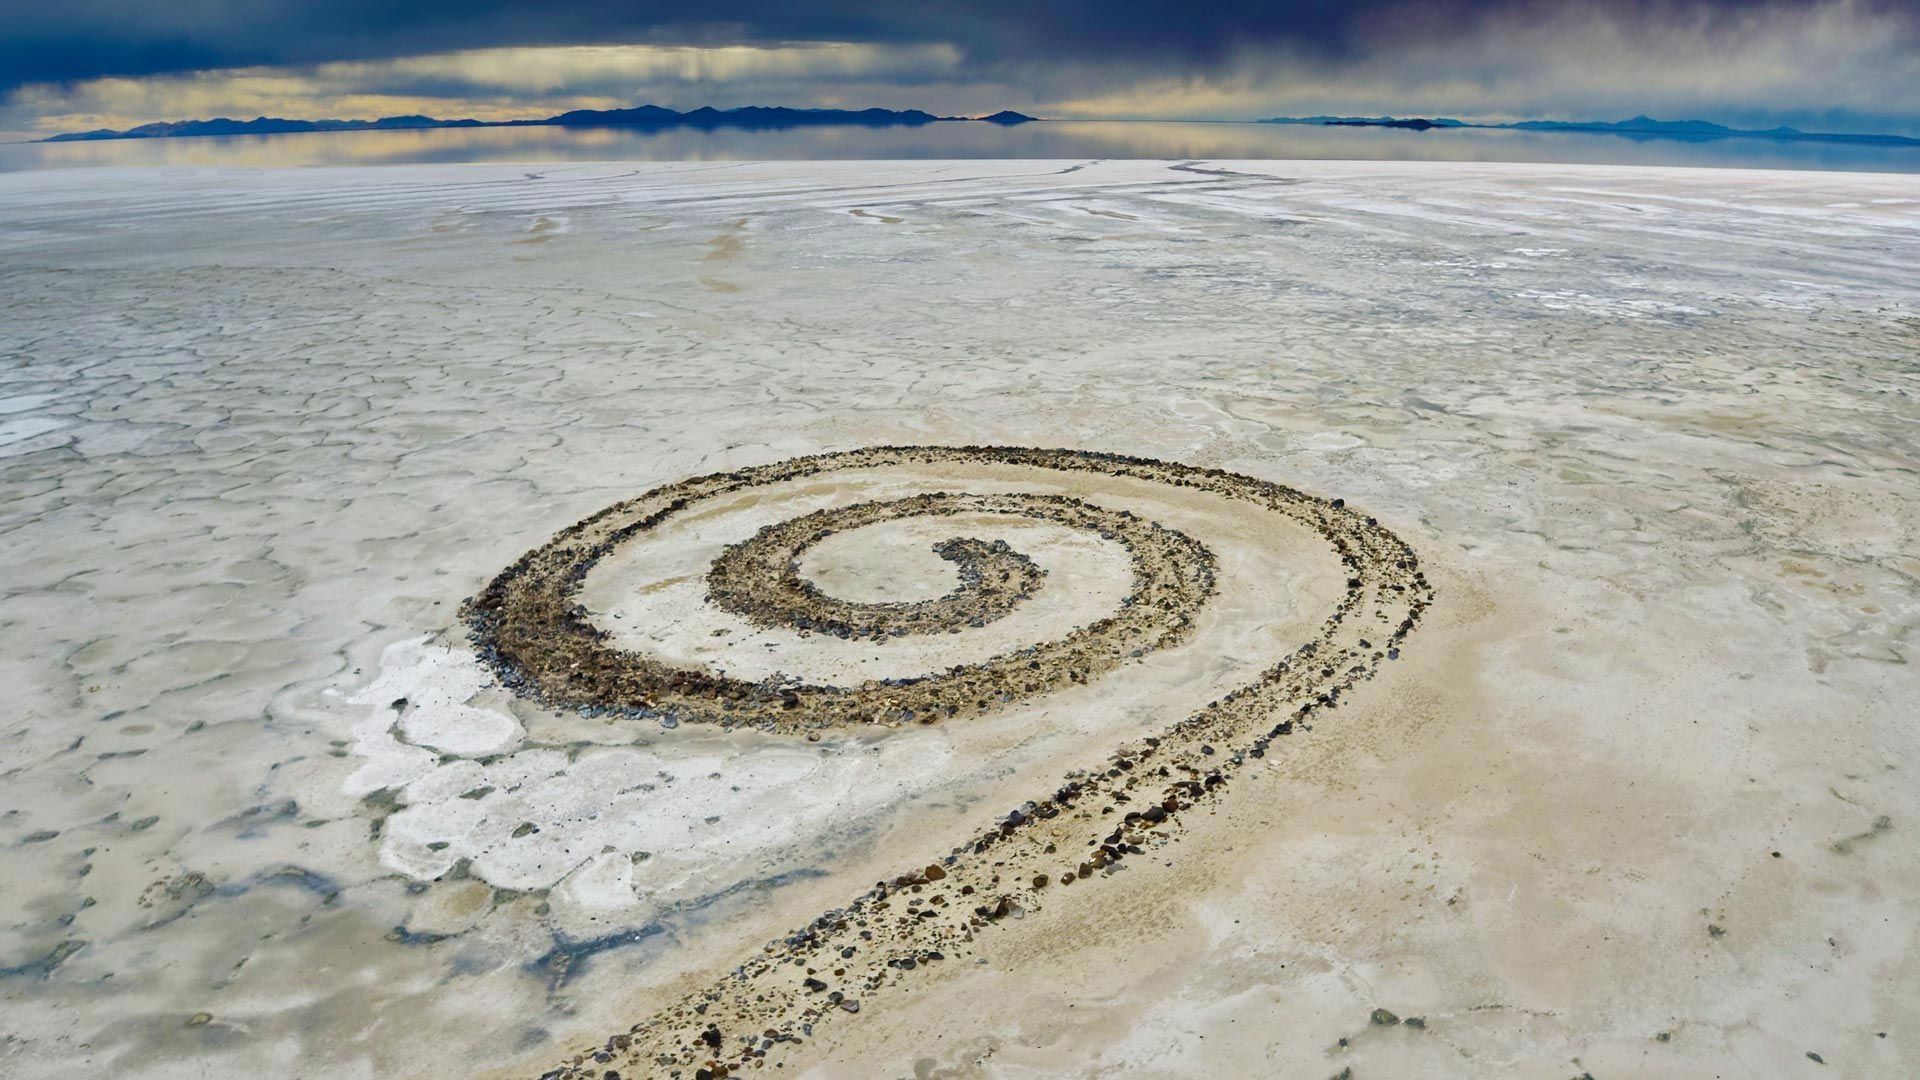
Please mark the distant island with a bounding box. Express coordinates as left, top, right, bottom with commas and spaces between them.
1259, 113, 1920, 149
1260, 115, 1470, 129
44, 106, 1041, 143
1323, 118, 1451, 131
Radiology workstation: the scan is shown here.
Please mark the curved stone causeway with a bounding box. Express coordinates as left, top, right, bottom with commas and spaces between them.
462, 445, 1435, 1079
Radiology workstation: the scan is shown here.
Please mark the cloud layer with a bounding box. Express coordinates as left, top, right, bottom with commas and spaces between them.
4, 0, 1917, 139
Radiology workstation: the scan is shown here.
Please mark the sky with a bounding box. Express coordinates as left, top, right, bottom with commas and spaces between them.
2, 0, 1918, 140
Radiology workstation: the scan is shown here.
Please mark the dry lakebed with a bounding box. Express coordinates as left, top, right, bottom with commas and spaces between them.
0, 158, 1917, 1078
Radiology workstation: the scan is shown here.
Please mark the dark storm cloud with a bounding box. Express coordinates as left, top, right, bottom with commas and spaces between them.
5, 0, 1918, 138
11, 0, 1898, 93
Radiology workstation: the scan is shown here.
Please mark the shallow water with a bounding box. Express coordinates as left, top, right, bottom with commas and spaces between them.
2, 119, 1917, 173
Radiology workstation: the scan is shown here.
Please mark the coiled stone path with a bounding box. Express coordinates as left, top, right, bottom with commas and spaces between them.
462, 445, 1434, 1079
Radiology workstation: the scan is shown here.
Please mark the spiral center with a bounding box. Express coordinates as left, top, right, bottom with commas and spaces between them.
708, 494, 1052, 641
794, 533, 1011, 606
462, 450, 1223, 732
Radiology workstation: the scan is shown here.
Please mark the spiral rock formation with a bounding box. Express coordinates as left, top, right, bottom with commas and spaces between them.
461, 446, 1434, 1079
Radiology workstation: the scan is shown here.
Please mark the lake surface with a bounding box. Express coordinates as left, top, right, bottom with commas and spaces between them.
3, 119, 1916, 172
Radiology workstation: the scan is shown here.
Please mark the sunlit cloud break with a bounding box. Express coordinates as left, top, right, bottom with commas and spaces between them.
329, 41, 965, 95
4, 42, 974, 135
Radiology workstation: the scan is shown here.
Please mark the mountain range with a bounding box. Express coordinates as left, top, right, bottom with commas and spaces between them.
1258, 114, 1920, 148
44, 105, 1040, 142
46, 108, 1915, 150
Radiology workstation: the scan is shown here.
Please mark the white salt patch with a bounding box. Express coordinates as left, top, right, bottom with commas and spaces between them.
379, 731, 954, 901
1298, 432, 1366, 453
348, 637, 523, 756
338, 640, 956, 908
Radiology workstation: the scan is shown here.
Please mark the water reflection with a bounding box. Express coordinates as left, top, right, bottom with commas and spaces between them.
2, 120, 1914, 173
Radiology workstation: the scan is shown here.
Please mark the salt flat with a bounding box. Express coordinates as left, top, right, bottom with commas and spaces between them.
0, 159, 1916, 1079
